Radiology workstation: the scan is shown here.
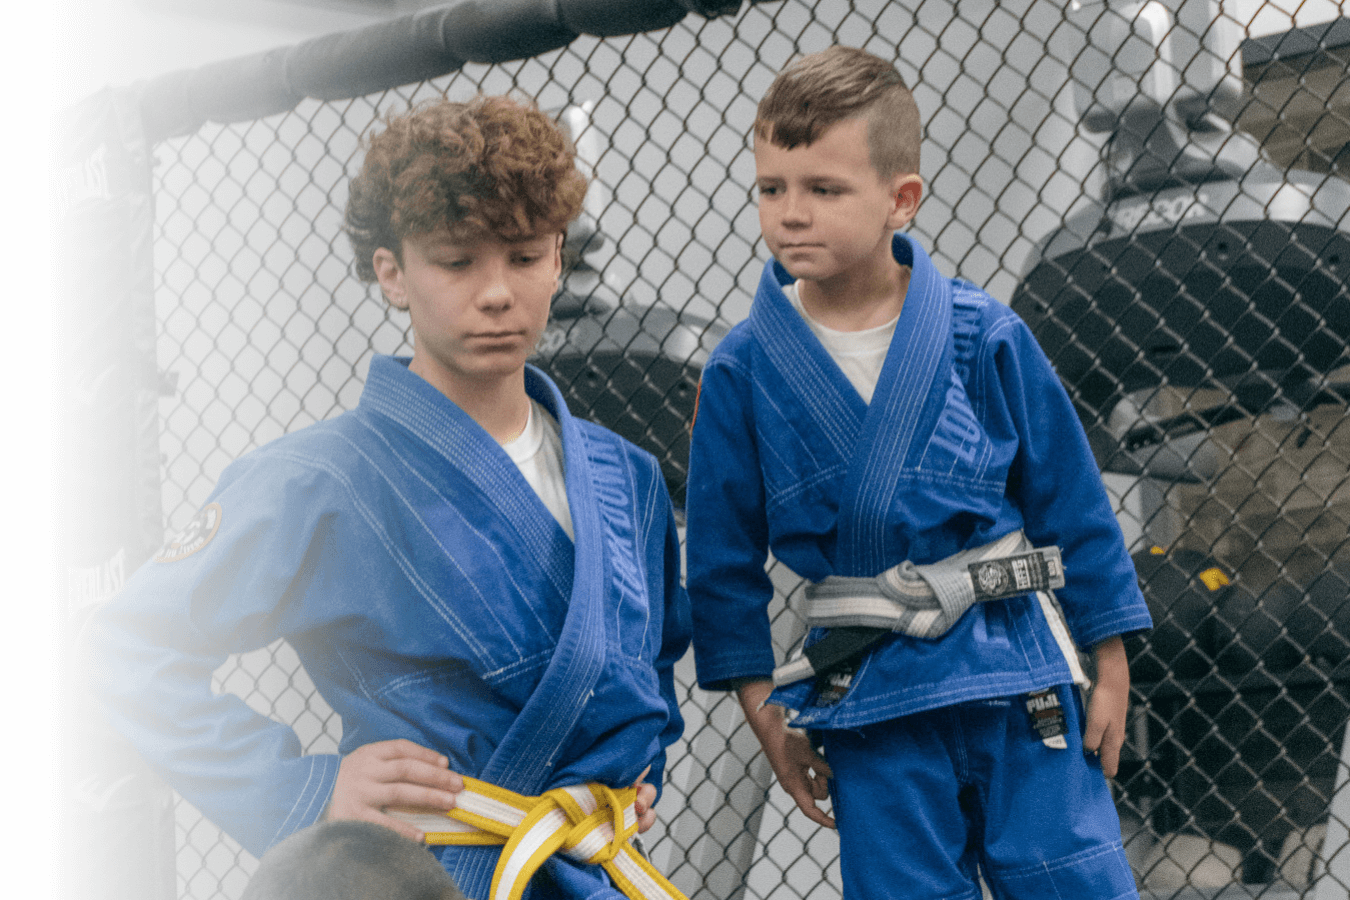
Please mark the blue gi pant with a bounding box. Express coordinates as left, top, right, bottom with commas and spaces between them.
822, 685, 1139, 900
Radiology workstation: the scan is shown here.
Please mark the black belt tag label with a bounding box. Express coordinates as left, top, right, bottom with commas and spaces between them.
970, 551, 1061, 601
1024, 688, 1067, 741
803, 627, 886, 682
814, 667, 856, 707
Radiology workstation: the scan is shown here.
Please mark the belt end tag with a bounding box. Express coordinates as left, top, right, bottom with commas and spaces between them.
968, 546, 1064, 601
1025, 688, 1068, 748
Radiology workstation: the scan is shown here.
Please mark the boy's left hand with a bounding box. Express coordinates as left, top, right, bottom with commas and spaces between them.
1082, 635, 1130, 778
632, 767, 657, 833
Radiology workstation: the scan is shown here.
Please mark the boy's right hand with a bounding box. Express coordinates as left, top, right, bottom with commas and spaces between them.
738, 680, 835, 829
326, 738, 464, 842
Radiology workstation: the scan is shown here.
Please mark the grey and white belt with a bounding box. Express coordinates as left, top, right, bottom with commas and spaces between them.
772, 530, 1081, 687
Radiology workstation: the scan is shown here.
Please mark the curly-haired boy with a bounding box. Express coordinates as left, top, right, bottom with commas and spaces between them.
87, 96, 691, 900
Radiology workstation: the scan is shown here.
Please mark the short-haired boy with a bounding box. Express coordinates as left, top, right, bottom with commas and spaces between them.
87, 96, 691, 900
686, 46, 1152, 899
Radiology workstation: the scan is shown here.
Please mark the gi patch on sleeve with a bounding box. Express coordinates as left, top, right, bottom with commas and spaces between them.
155, 502, 223, 563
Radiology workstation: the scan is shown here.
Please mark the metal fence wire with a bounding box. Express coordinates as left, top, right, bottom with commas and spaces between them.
102, 0, 1350, 897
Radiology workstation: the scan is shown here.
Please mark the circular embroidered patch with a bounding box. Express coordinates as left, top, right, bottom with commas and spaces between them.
155, 502, 223, 563
975, 560, 1008, 596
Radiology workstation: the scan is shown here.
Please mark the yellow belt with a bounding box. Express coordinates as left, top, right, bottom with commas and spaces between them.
388, 776, 687, 900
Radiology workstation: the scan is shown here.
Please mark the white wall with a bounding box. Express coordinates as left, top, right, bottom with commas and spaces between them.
3, 8, 60, 897
1239, 0, 1345, 36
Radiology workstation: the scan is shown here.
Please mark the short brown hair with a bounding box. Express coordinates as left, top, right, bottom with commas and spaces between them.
345, 95, 587, 281
754, 45, 921, 179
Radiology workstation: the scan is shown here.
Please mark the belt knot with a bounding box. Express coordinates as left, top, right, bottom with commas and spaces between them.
389, 776, 686, 900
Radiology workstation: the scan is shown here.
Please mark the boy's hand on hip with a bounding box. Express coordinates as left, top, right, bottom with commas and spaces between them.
1083, 635, 1130, 778
738, 680, 835, 829
327, 738, 465, 842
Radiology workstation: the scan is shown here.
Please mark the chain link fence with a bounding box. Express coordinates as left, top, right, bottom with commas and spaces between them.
75, 0, 1350, 897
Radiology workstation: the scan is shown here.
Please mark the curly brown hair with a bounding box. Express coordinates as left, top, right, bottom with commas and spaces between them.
345, 95, 588, 282
755, 45, 921, 179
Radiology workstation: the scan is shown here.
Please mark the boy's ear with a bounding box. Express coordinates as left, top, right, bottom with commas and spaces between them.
888, 174, 924, 230
548, 232, 564, 283
371, 247, 408, 310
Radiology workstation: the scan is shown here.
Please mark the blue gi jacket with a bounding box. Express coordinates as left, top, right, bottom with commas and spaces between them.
86, 356, 691, 899
687, 234, 1151, 729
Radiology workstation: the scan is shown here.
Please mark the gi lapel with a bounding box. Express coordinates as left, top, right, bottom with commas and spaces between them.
837, 234, 954, 576
748, 258, 868, 461
360, 358, 614, 795
478, 365, 622, 797
364, 360, 639, 898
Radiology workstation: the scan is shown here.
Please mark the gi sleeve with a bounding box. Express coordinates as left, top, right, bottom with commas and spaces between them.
80, 455, 344, 858
685, 353, 779, 690
993, 316, 1153, 649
